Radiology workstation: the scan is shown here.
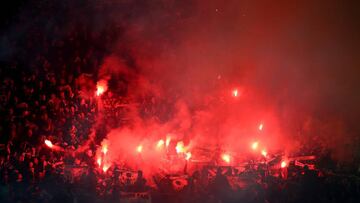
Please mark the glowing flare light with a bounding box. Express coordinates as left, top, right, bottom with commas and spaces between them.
165, 136, 171, 147
185, 152, 192, 160
97, 158, 102, 167
222, 154, 231, 163
96, 86, 105, 96
137, 145, 143, 153
251, 142, 259, 150
176, 141, 185, 154
258, 123, 264, 131
261, 149, 267, 157
281, 161, 287, 168
232, 89, 239, 97
96, 80, 108, 96
45, 140, 53, 148
101, 144, 108, 155
157, 139, 165, 148
102, 164, 110, 172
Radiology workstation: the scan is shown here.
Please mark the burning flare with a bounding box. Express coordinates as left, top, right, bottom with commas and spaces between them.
232, 89, 239, 97
251, 141, 259, 150
185, 152, 192, 160
258, 123, 264, 131
97, 158, 102, 167
102, 164, 110, 172
101, 144, 108, 155
45, 140, 53, 148
176, 141, 185, 154
281, 161, 287, 168
165, 136, 171, 147
96, 80, 108, 96
222, 153, 231, 163
261, 149, 267, 157
157, 139, 165, 149
137, 145, 143, 153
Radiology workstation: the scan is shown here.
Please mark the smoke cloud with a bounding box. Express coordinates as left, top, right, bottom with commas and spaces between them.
3, 0, 360, 164
95, 0, 360, 162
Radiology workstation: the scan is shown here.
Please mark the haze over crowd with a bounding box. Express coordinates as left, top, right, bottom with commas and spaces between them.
1, 0, 360, 162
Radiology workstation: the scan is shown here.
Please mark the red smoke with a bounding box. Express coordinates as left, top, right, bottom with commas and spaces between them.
85, 0, 360, 172
0, 0, 357, 178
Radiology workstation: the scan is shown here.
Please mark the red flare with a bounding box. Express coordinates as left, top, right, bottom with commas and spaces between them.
232, 89, 239, 97
97, 158, 102, 167
157, 139, 165, 149
251, 141, 259, 150
101, 144, 108, 155
185, 152, 192, 160
45, 140, 53, 148
281, 161, 287, 168
137, 145, 143, 153
165, 136, 171, 147
261, 149, 267, 157
258, 123, 264, 131
222, 153, 231, 163
102, 164, 110, 172
176, 141, 185, 154
96, 80, 108, 96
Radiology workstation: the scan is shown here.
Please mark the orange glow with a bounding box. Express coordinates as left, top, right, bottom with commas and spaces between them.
44, 140, 53, 148
281, 161, 287, 168
176, 141, 185, 154
137, 145, 143, 153
165, 136, 171, 147
96, 86, 104, 96
232, 89, 238, 97
102, 164, 110, 172
101, 144, 108, 155
258, 123, 263, 131
97, 158, 102, 167
96, 80, 108, 96
157, 139, 165, 148
261, 149, 267, 157
222, 153, 231, 163
251, 141, 259, 150
185, 152, 192, 160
